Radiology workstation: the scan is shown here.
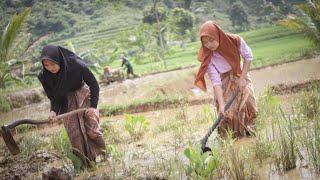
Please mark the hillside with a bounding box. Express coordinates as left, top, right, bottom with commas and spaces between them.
1, 0, 306, 49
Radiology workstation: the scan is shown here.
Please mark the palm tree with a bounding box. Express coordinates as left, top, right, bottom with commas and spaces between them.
277, 0, 320, 48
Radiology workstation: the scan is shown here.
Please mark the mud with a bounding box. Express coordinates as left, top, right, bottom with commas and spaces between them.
0, 147, 72, 179
271, 79, 320, 95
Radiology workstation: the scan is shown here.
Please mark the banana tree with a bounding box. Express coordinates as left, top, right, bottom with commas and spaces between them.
0, 8, 50, 89
67, 41, 119, 76
277, 0, 320, 48
0, 8, 31, 89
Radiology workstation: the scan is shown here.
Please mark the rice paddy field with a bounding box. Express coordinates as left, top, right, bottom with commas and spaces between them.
0, 25, 319, 179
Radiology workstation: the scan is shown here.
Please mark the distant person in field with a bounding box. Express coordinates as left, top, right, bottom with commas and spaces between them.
103, 65, 111, 77
194, 21, 257, 137
38, 45, 106, 168
120, 53, 139, 78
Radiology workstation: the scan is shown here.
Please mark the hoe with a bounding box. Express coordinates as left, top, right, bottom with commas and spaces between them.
201, 87, 240, 153
1, 108, 87, 155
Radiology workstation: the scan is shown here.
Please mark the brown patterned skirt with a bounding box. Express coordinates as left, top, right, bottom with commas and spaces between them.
64, 84, 106, 167
216, 72, 258, 137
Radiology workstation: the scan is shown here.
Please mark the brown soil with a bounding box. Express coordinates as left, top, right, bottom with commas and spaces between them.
271, 79, 320, 95
0, 149, 68, 179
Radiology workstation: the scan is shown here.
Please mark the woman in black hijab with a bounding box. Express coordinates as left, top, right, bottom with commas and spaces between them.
38, 45, 106, 168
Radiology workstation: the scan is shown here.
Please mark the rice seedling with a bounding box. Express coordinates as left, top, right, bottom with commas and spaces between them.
145, 146, 184, 179
176, 100, 189, 122
49, 129, 71, 154
105, 144, 125, 179
19, 132, 47, 156
212, 131, 259, 179
67, 152, 83, 173
0, 91, 10, 112
297, 83, 320, 120
101, 119, 123, 144
201, 104, 217, 123
301, 115, 320, 173
253, 89, 279, 163
154, 118, 181, 134
272, 107, 297, 171
15, 124, 33, 134
161, 158, 184, 180
254, 130, 275, 164
228, 146, 259, 180
255, 88, 281, 130
297, 84, 320, 173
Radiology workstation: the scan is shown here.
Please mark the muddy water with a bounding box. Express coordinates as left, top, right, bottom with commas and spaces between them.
235, 137, 319, 180
251, 57, 320, 96
0, 100, 50, 127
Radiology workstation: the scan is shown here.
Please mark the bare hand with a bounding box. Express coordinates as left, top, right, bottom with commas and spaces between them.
218, 103, 226, 117
85, 107, 99, 118
48, 111, 57, 124
238, 76, 247, 90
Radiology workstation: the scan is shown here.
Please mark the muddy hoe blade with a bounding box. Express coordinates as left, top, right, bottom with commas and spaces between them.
2, 125, 20, 155
201, 87, 240, 153
1, 108, 87, 155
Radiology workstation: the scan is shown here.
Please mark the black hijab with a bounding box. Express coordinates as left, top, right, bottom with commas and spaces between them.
38, 45, 83, 113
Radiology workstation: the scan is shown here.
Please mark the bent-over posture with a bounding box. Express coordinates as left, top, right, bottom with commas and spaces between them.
38, 45, 106, 167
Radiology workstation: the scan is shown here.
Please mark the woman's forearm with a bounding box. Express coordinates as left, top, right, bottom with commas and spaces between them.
240, 60, 251, 78
213, 85, 225, 107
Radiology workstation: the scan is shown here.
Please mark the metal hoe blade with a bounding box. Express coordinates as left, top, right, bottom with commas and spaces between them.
1, 125, 20, 155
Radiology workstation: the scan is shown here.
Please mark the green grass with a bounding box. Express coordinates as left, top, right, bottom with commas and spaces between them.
251, 34, 314, 67
129, 26, 316, 75
100, 94, 188, 117
48, 25, 316, 77
240, 26, 298, 43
